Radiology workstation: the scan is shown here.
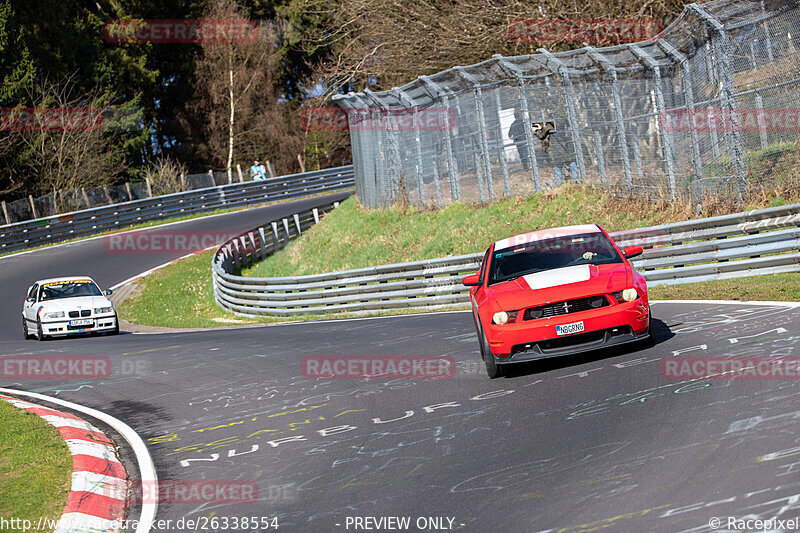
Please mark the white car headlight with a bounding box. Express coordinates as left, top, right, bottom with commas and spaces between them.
44, 311, 65, 319
94, 306, 114, 314
622, 288, 639, 302
492, 311, 509, 325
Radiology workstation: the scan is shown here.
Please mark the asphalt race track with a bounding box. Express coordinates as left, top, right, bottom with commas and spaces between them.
2, 196, 800, 533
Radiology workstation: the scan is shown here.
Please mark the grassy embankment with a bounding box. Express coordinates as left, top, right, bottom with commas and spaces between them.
120, 181, 800, 329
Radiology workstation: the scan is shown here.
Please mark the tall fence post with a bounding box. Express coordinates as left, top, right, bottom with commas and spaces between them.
1, 200, 9, 225
587, 49, 631, 188
632, 132, 644, 180
394, 88, 427, 206
660, 40, 704, 181
493, 56, 541, 193
236, 164, 243, 183
493, 89, 511, 196
125, 182, 133, 201
755, 93, 768, 151
456, 67, 495, 200
630, 44, 677, 198
420, 76, 461, 202
432, 163, 443, 207
540, 49, 586, 183
474, 152, 486, 201
690, 4, 747, 197
28, 195, 37, 219
146, 178, 154, 198
593, 130, 607, 183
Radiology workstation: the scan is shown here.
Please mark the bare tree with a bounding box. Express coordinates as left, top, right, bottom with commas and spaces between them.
14, 76, 123, 197
143, 156, 187, 196
303, 0, 689, 97
190, 0, 304, 179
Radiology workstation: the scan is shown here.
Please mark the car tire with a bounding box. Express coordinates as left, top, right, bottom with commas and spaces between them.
472, 310, 504, 379
109, 314, 120, 336
36, 318, 46, 341
479, 324, 503, 379
641, 315, 656, 349
23, 317, 32, 340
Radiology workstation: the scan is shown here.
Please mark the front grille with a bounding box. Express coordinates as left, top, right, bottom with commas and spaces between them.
524, 295, 609, 320
68, 310, 91, 318
511, 326, 633, 355
81, 309, 91, 317
68, 311, 79, 318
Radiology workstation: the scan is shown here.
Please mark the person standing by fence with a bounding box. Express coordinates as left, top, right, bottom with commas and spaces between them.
509, 109, 530, 171
250, 159, 267, 181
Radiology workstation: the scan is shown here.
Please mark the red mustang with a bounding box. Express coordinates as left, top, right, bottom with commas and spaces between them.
463, 224, 653, 378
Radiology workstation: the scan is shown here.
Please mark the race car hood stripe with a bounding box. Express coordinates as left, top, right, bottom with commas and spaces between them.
521, 265, 591, 290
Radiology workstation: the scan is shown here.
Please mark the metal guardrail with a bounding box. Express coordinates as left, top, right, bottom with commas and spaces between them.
212, 202, 800, 317
0, 166, 354, 254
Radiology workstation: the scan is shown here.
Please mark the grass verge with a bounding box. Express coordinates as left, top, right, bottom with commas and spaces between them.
0, 400, 71, 529
117, 249, 470, 328
649, 273, 800, 302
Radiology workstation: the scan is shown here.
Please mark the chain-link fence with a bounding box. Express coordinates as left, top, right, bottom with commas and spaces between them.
2, 169, 262, 225
333, 0, 800, 209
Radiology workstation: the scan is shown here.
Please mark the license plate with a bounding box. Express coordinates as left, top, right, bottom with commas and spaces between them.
69, 319, 93, 327
556, 321, 584, 336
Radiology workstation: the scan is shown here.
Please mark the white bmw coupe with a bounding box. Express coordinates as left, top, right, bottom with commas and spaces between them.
22, 276, 119, 340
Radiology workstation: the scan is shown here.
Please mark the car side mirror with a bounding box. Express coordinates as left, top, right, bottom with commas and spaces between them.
462, 273, 481, 287
623, 245, 643, 259
103, 289, 113, 296
25, 297, 35, 303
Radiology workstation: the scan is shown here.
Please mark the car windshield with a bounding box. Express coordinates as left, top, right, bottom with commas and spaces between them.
39, 280, 102, 301
488, 232, 623, 285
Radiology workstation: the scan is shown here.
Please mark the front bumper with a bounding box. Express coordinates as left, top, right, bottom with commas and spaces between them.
485, 299, 650, 361
39, 314, 117, 336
